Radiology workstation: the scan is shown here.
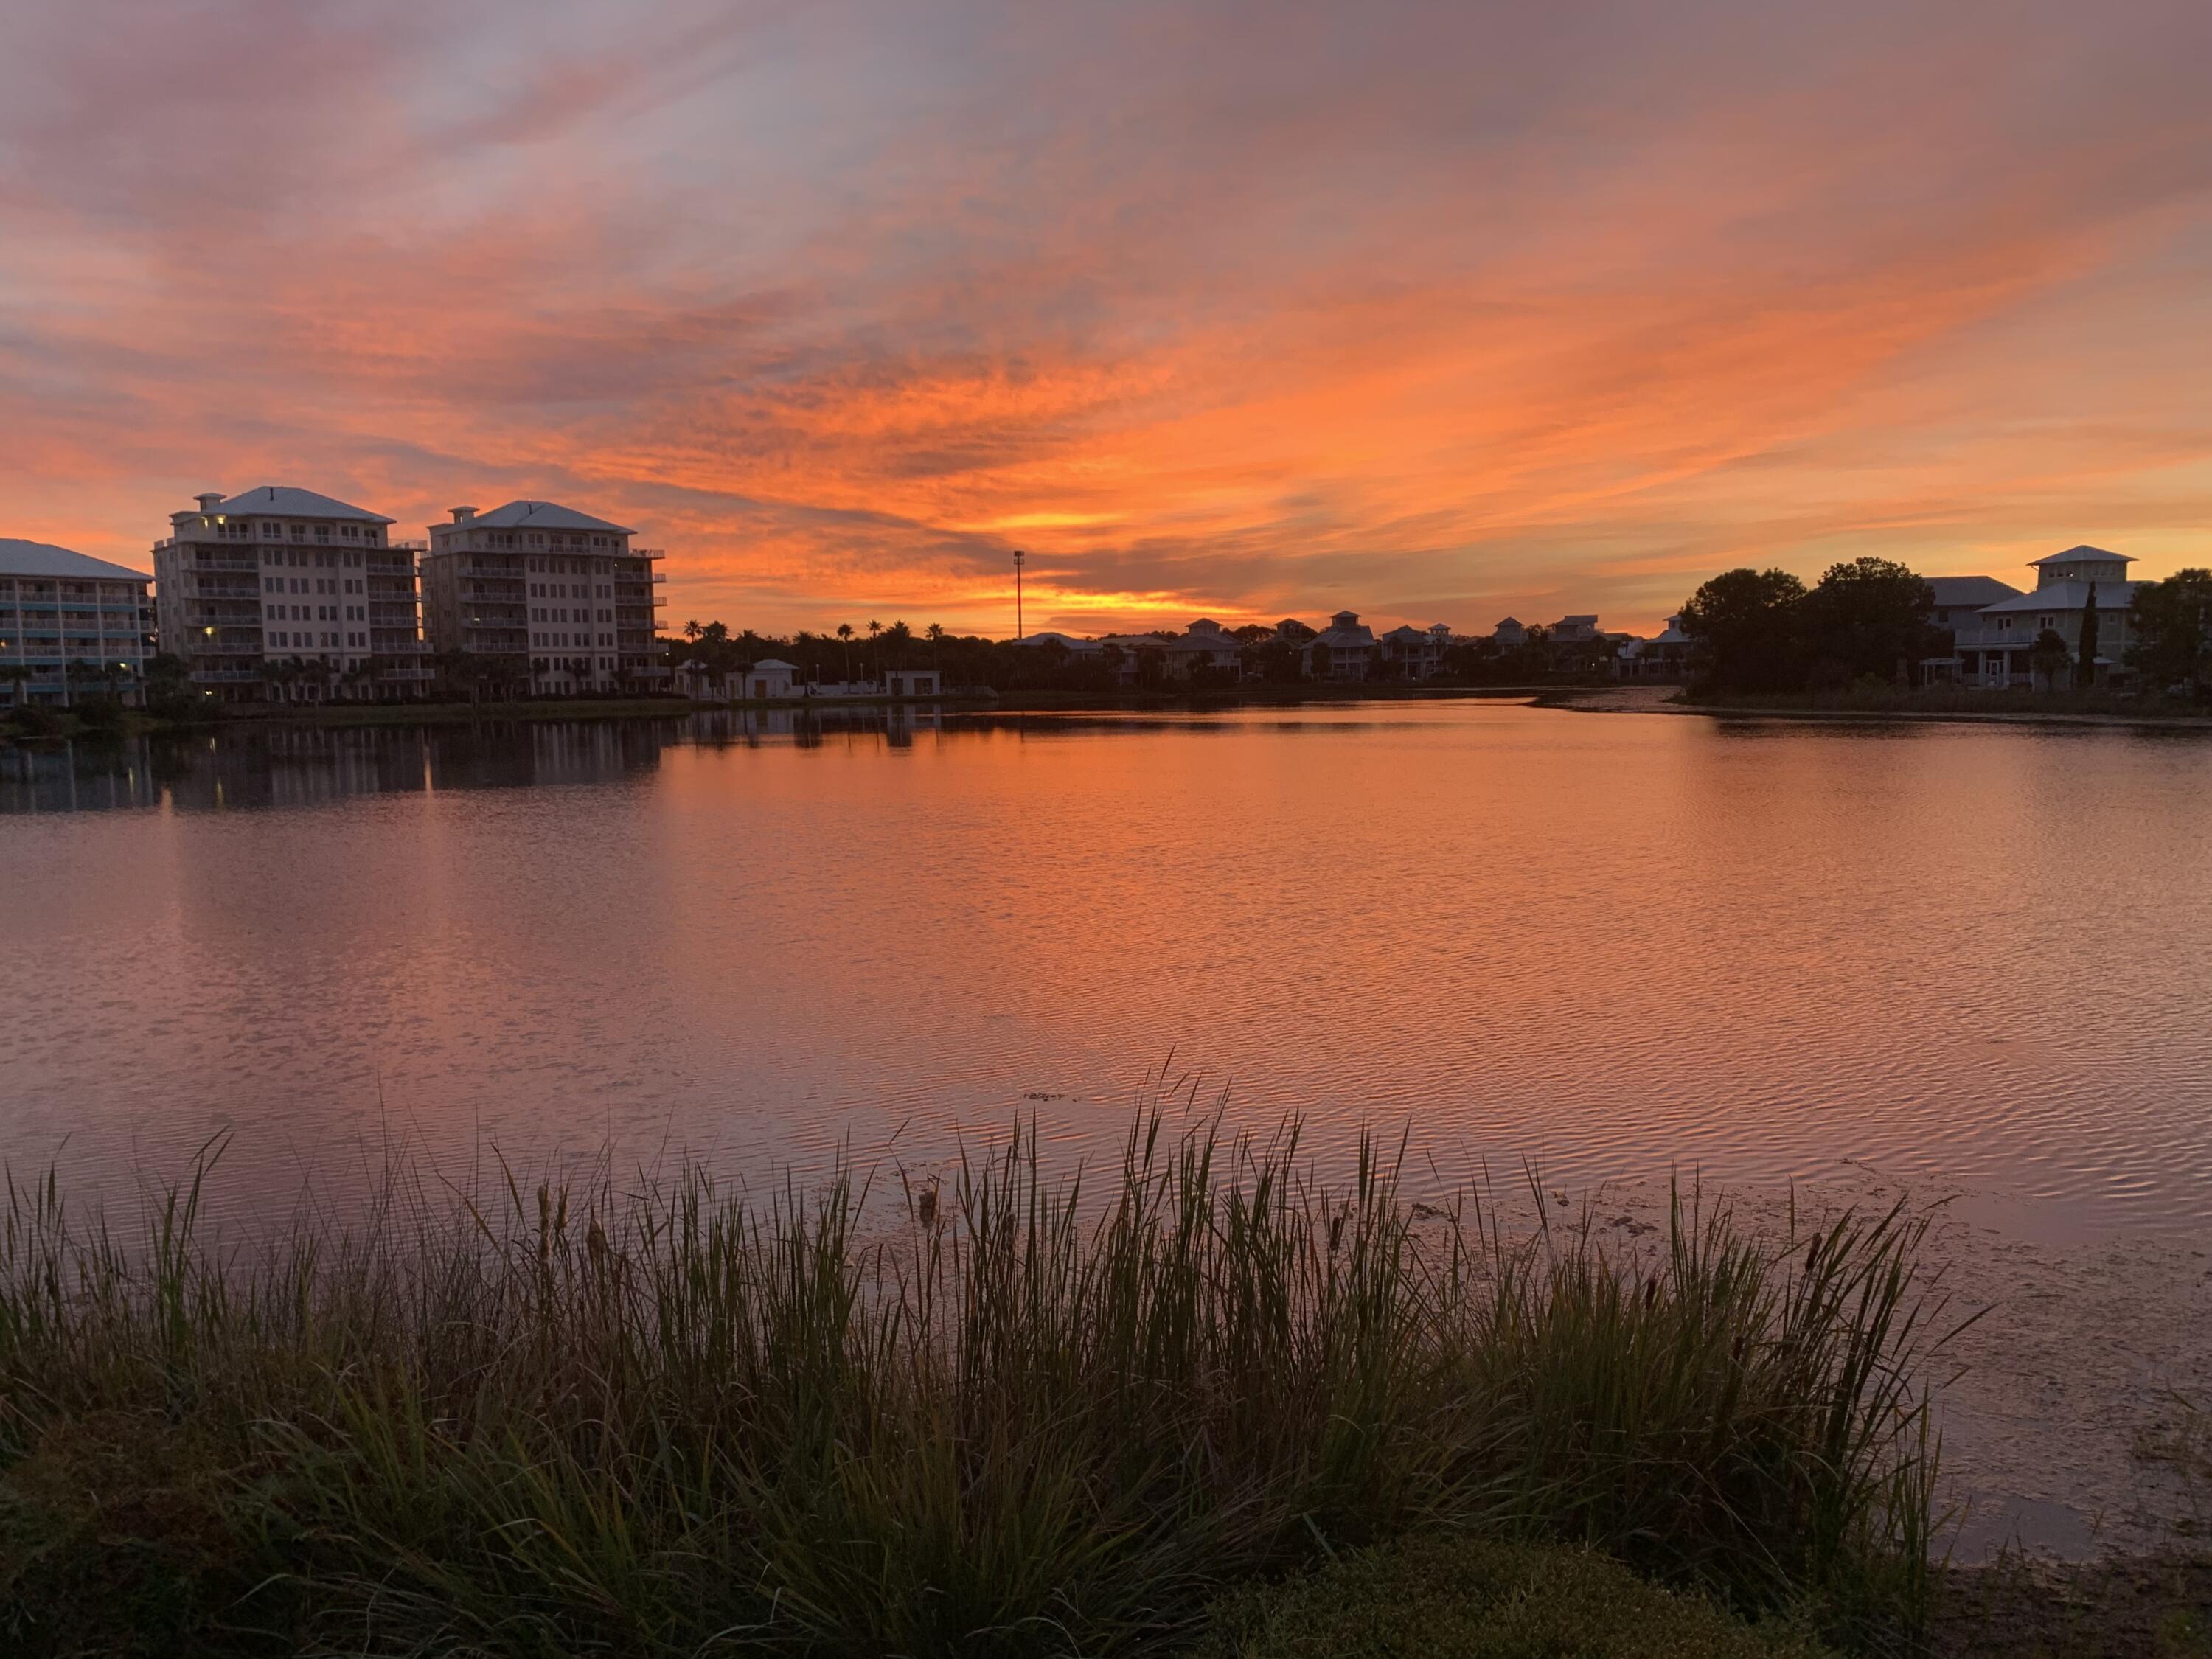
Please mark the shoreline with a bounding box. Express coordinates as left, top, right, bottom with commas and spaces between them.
1543, 684, 2212, 731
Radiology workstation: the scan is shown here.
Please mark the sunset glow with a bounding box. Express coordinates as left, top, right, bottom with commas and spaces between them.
4, 0, 2208, 634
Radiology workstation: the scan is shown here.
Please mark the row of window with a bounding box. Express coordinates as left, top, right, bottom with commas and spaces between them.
0, 582, 145, 599
445, 534, 622, 553
530, 582, 610, 599
265, 604, 372, 624
532, 632, 615, 649
256, 547, 383, 570
1987, 614, 2129, 635
203, 520, 384, 545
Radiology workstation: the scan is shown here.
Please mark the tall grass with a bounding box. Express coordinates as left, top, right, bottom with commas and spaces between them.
0, 1116, 1956, 1656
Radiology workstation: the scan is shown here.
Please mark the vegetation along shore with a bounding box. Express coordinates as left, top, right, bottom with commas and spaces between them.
1, 1116, 1967, 1657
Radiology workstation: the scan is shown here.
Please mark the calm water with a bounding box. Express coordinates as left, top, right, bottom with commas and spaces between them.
5, 701, 2211, 1242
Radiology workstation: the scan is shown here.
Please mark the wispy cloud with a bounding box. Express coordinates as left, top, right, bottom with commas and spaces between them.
2, 0, 2208, 633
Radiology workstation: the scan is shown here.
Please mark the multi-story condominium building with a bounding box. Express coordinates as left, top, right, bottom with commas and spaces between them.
420, 501, 667, 697
151, 487, 430, 702
0, 539, 156, 706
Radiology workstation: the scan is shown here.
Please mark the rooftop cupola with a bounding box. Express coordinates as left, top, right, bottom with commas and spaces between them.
194, 492, 223, 512
450, 506, 478, 523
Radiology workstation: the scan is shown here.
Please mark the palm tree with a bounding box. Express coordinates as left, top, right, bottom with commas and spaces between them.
685, 619, 703, 643
0, 662, 32, 708
926, 622, 945, 679
836, 622, 855, 685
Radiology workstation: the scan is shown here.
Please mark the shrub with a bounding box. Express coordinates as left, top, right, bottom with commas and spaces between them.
1197, 1533, 1833, 1658
0, 1118, 1952, 1656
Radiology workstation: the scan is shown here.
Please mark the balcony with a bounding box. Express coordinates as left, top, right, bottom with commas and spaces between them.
190, 669, 265, 684
185, 555, 261, 572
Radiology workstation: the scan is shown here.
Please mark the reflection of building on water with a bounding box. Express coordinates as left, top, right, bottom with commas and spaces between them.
3, 710, 955, 814
689, 704, 945, 747
0, 737, 167, 813
2, 723, 675, 814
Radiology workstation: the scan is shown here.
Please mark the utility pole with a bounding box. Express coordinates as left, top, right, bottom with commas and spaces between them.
1013, 549, 1026, 641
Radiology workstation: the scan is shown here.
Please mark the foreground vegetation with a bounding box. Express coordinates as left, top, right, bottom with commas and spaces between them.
0, 1120, 1955, 1656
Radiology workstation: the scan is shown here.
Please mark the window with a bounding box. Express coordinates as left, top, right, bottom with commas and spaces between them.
2038, 615, 2055, 630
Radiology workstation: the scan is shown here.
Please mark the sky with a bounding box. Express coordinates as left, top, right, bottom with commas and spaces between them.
3, 0, 2209, 638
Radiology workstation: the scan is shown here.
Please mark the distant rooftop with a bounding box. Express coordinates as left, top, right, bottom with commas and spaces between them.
2030, 545, 2133, 566
0, 538, 152, 582
208, 486, 394, 524
461, 501, 635, 535
1927, 575, 2023, 607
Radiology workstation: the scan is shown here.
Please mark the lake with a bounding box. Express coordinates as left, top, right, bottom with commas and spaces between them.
4, 700, 2211, 1554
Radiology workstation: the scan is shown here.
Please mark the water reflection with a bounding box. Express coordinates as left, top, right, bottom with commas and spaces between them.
0, 706, 952, 815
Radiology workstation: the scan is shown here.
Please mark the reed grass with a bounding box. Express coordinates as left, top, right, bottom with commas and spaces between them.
0, 1115, 1956, 1656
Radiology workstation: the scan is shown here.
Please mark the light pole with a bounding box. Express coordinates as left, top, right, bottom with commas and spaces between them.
1013, 549, 1026, 641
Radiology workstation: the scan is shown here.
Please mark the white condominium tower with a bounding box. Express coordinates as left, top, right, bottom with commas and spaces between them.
420, 501, 667, 698
152, 487, 430, 702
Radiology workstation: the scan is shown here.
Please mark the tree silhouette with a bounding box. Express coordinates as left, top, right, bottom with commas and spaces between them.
836, 622, 854, 684
2077, 584, 2101, 689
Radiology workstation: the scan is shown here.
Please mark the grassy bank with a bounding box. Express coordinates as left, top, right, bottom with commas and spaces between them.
0, 1120, 1950, 1656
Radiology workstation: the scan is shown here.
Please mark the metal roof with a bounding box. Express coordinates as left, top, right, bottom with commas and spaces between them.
1927, 576, 2023, 606
1978, 580, 2144, 613
2028, 545, 2133, 566
465, 501, 635, 535
212, 486, 394, 524
0, 538, 153, 582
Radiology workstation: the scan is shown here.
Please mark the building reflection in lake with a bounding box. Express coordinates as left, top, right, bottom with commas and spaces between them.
0, 706, 947, 813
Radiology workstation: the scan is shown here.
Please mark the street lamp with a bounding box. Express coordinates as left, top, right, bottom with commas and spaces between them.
1013, 549, 1026, 641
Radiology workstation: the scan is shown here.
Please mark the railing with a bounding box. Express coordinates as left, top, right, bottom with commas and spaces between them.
190, 670, 265, 684
632, 548, 665, 560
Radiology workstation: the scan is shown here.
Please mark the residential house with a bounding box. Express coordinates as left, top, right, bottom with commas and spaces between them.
1492, 617, 1528, 648
1377, 622, 1453, 681
1926, 547, 2141, 688
1302, 611, 1380, 681
1158, 618, 1243, 681
1617, 613, 1691, 680
152, 487, 429, 703
0, 540, 155, 706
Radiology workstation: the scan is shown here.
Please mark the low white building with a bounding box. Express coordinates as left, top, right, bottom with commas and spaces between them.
742, 660, 798, 698
0, 540, 155, 706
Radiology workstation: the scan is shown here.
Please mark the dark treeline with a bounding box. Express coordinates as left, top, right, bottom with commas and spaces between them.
1680, 557, 2212, 698
667, 616, 1621, 695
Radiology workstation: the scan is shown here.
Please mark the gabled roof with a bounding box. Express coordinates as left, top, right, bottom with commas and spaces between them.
2030, 545, 2133, 566
1378, 624, 1434, 641
747, 658, 799, 672
1310, 622, 1376, 649
0, 538, 152, 581
1927, 575, 2022, 607
1494, 616, 1523, 627
215, 486, 393, 524
1978, 580, 2144, 613
467, 501, 633, 535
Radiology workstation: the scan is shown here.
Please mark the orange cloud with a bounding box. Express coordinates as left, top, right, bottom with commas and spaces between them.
3, 0, 2209, 636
